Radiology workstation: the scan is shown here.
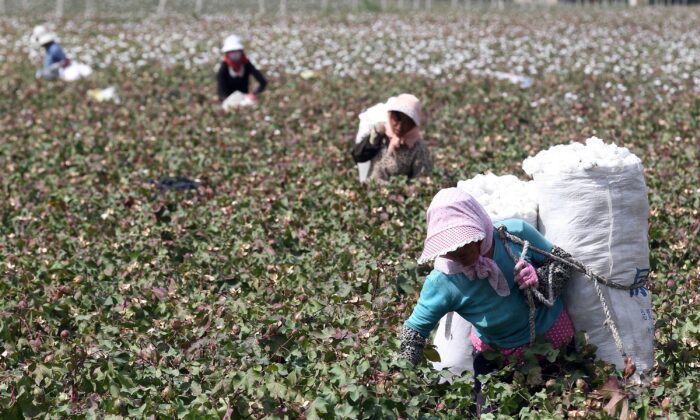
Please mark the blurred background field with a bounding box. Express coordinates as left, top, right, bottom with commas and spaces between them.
2, 0, 700, 18
1, 4, 699, 418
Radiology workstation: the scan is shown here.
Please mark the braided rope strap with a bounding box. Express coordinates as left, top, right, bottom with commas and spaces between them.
496, 226, 629, 359
497, 227, 642, 291
504, 237, 538, 345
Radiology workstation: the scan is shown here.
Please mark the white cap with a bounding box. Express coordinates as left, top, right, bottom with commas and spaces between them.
32, 25, 57, 46
221, 35, 244, 53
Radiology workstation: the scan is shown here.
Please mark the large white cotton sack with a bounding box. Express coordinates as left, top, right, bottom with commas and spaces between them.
60, 62, 92, 81
523, 137, 653, 378
457, 173, 538, 227
431, 312, 474, 382
355, 101, 389, 182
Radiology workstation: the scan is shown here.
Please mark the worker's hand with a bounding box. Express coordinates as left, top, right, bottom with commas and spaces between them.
368, 123, 385, 146
387, 134, 402, 155
515, 259, 538, 289
246, 93, 258, 103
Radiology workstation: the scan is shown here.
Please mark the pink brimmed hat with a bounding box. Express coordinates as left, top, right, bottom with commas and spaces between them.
417, 188, 493, 264
386, 94, 421, 127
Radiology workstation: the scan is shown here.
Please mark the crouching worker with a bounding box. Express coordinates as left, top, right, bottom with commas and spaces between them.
217, 34, 267, 106
32, 25, 69, 80
399, 188, 574, 414
352, 94, 432, 183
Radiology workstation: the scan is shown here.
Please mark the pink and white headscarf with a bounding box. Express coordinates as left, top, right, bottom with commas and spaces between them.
385, 94, 422, 155
418, 188, 509, 296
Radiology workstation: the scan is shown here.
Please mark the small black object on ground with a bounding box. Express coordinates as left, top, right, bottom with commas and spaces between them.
152, 176, 201, 192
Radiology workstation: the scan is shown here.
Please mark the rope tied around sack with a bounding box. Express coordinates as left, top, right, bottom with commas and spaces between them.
497, 226, 630, 360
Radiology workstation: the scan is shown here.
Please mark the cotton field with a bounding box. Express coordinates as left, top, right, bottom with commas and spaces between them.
3, 9, 699, 92
1, 6, 699, 419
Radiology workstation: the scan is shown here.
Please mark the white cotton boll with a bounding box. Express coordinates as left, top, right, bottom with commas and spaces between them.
457, 174, 538, 227
522, 137, 642, 177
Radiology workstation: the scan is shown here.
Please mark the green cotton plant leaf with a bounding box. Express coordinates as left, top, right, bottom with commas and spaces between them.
344, 384, 369, 403
333, 402, 358, 418
423, 344, 441, 363
109, 384, 120, 398
32, 365, 51, 386
526, 366, 543, 387
546, 348, 560, 363
356, 360, 371, 376
307, 397, 329, 419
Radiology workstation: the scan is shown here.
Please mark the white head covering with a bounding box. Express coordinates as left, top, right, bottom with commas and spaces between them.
32, 25, 57, 46
221, 34, 244, 53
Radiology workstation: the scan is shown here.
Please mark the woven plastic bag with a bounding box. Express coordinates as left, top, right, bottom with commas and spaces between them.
431, 312, 474, 382
524, 139, 654, 378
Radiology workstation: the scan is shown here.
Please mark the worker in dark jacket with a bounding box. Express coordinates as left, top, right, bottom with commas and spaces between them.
217, 34, 267, 103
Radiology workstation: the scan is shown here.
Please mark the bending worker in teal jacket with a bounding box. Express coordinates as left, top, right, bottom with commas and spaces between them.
400, 188, 574, 412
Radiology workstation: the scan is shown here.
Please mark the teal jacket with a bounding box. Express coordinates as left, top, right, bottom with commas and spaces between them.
404, 219, 563, 349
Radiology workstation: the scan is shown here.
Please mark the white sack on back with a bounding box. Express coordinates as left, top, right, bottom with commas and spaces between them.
431, 312, 474, 382
523, 137, 653, 378
60, 62, 92, 81
457, 173, 538, 227
355, 101, 390, 182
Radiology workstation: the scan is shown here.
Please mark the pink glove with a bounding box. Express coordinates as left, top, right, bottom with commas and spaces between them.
515, 259, 538, 290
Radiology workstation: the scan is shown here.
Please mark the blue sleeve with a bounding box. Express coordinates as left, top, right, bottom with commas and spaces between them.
500, 219, 553, 267
43, 50, 53, 70
54, 44, 67, 62
45, 44, 66, 69
404, 272, 455, 338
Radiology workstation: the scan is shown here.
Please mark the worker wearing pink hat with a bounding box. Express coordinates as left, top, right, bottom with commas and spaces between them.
400, 188, 575, 412
352, 94, 432, 183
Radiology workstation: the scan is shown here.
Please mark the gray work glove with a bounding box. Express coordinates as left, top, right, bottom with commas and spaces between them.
399, 325, 426, 366
535, 246, 573, 301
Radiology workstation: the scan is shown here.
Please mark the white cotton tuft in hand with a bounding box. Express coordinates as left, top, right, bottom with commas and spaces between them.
355, 101, 390, 143
522, 137, 642, 177
457, 173, 538, 227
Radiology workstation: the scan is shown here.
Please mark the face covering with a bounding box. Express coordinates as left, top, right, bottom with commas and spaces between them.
227, 51, 243, 63
223, 50, 248, 74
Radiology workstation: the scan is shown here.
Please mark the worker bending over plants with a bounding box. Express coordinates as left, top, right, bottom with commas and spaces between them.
32, 25, 69, 80
399, 188, 574, 414
217, 34, 268, 105
352, 94, 432, 183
